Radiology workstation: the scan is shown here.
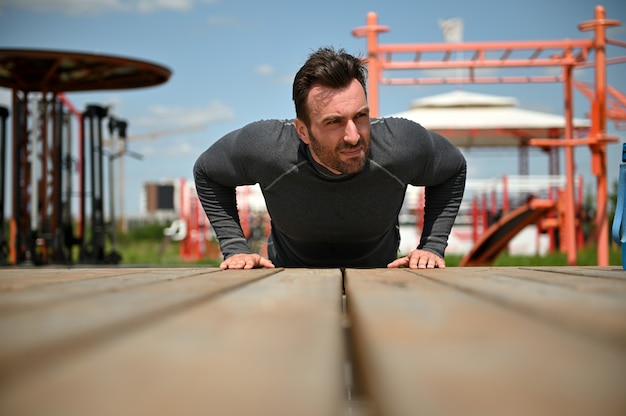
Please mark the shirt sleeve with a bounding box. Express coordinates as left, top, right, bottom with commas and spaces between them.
192, 129, 254, 259
418, 162, 466, 257
415, 130, 467, 258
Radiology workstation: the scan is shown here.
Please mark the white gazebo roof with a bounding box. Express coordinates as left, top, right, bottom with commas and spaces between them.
388, 90, 590, 148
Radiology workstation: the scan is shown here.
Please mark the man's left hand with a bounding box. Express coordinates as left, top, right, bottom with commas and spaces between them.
387, 249, 446, 269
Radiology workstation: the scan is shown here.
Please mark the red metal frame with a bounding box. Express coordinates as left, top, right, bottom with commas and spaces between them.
353, 5, 624, 265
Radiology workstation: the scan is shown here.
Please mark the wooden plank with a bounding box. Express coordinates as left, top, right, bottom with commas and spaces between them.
524, 266, 626, 280
0, 268, 276, 384
0, 267, 142, 291
473, 267, 626, 295
0, 268, 222, 314
414, 266, 626, 348
345, 268, 626, 416
0, 268, 344, 416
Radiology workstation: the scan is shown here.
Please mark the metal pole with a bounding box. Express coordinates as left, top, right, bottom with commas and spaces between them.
89, 107, 97, 259
118, 120, 128, 233
53, 97, 65, 263
62, 110, 74, 262
366, 12, 380, 118
30, 96, 39, 236
96, 107, 106, 261
108, 150, 117, 251
351, 12, 389, 118
0, 106, 8, 264
84, 104, 108, 262
39, 93, 49, 264
11, 90, 28, 264
592, 6, 609, 266
578, 5, 621, 265
79, 113, 87, 260
563, 64, 578, 265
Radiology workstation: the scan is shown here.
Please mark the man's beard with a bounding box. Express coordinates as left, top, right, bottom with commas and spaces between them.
308, 129, 369, 174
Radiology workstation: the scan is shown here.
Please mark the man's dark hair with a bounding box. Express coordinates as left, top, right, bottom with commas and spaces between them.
292, 47, 367, 126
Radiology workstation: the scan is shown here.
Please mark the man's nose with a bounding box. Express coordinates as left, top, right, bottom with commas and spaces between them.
344, 120, 360, 145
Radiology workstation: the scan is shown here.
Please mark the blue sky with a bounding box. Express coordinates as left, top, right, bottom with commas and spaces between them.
1, 0, 625, 216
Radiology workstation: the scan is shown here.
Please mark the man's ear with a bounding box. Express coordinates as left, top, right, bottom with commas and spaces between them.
294, 118, 311, 145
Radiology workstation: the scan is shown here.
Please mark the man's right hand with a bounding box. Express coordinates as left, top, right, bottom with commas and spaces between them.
220, 253, 275, 270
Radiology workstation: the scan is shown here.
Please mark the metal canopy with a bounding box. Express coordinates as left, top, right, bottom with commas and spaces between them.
0, 48, 171, 92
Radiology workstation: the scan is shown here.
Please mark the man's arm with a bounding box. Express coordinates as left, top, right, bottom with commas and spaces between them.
388, 123, 467, 268
193, 164, 275, 269
388, 164, 466, 269
193, 164, 250, 258
418, 162, 467, 258
193, 121, 290, 269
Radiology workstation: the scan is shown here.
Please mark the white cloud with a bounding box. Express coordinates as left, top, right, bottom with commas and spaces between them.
1, 0, 125, 15
0, 0, 220, 15
136, 0, 192, 13
126, 100, 234, 158
207, 14, 241, 28
136, 136, 204, 159
255, 65, 293, 85
254, 65, 275, 76
275, 74, 295, 84
134, 100, 235, 129
143, 138, 197, 157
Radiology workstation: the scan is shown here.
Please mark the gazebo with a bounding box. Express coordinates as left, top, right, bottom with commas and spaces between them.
389, 89, 594, 261
388, 89, 590, 176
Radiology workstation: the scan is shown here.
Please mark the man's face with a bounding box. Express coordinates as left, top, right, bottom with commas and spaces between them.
295, 79, 371, 175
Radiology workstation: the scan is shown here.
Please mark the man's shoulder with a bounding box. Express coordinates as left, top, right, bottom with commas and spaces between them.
232, 119, 300, 161
370, 117, 430, 146
234, 119, 298, 147
372, 116, 425, 133
243, 119, 295, 133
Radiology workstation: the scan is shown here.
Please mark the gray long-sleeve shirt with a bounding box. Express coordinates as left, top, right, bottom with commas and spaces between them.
193, 117, 466, 268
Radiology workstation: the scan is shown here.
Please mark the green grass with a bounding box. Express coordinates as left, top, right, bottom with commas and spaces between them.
113, 224, 222, 267
444, 243, 623, 267
115, 240, 222, 267
117, 242, 621, 267
6, 222, 618, 268
113, 224, 623, 267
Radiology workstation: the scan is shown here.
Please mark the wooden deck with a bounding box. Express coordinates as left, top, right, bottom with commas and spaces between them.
0, 266, 624, 416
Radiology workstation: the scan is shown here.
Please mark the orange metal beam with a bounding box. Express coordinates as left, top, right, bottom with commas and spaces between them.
351, 12, 389, 118
381, 76, 565, 85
